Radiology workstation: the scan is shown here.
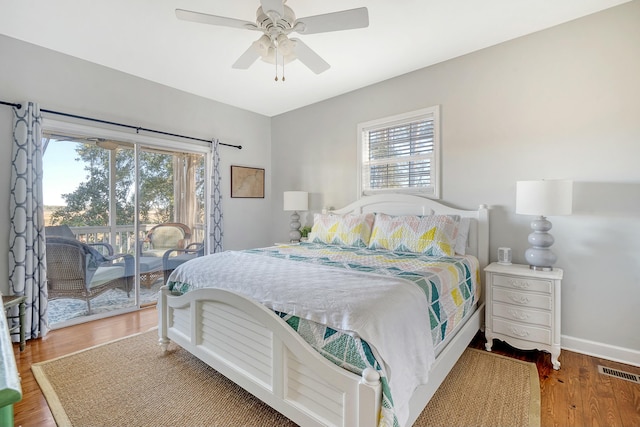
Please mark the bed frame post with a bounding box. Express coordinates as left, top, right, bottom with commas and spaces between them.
477, 204, 489, 271
358, 368, 382, 426
158, 285, 170, 352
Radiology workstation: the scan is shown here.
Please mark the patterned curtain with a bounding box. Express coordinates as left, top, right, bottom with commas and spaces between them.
8, 102, 48, 339
208, 139, 223, 254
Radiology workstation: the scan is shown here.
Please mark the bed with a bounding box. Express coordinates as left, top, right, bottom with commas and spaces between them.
158, 194, 489, 427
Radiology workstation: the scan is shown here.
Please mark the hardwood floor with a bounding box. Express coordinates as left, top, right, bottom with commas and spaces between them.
10, 307, 640, 427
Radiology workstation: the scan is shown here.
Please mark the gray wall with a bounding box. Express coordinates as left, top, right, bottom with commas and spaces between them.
0, 34, 274, 296
271, 2, 640, 362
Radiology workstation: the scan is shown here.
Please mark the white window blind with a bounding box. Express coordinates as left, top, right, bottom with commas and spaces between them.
358, 106, 440, 198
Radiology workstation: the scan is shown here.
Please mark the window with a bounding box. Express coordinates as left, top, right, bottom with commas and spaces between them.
358, 106, 440, 198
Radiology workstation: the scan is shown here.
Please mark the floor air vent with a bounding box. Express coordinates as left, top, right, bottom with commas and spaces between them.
597, 365, 640, 384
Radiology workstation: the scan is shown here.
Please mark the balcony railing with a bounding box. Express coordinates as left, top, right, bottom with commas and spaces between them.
68, 224, 205, 255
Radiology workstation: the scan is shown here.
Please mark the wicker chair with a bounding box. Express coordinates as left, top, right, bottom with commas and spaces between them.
45, 236, 134, 314
141, 223, 192, 258
162, 242, 205, 284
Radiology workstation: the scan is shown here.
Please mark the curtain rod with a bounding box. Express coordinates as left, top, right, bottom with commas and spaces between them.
0, 100, 242, 149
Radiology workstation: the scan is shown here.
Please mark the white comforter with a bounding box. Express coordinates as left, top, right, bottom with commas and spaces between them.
168, 250, 435, 426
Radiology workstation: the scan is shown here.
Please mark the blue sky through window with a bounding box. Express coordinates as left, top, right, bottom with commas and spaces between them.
43, 140, 86, 206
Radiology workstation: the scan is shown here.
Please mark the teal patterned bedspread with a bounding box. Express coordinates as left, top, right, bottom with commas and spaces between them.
168, 242, 479, 427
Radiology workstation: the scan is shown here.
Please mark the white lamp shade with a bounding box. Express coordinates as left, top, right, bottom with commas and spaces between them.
516, 180, 573, 216
283, 191, 308, 211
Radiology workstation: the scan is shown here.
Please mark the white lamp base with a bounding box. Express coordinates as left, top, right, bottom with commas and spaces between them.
525, 215, 557, 271
289, 211, 301, 243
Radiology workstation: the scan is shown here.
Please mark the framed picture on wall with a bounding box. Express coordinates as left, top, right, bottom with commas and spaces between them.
230, 165, 265, 198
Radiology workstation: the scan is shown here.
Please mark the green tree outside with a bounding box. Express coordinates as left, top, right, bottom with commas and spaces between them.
49, 144, 174, 226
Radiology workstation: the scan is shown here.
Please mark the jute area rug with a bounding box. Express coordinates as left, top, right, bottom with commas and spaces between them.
32, 330, 540, 427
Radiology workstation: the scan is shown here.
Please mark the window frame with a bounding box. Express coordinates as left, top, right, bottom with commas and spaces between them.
357, 105, 441, 199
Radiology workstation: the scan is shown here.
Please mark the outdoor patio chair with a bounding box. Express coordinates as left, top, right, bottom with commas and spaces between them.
45, 236, 134, 315
162, 242, 204, 284
141, 222, 192, 258
46, 224, 115, 256
138, 256, 164, 288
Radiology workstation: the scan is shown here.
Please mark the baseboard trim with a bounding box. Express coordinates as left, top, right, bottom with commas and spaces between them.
562, 335, 640, 367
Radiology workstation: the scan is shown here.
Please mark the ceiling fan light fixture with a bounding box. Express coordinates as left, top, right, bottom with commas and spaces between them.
260, 47, 296, 65
276, 34, 294, 56
253, 34, 272, 56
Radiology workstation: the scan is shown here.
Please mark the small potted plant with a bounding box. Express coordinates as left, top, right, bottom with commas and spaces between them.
300, 226, 312, 242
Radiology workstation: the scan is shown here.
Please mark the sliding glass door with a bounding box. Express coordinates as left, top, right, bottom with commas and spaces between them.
42, 129, 208, 328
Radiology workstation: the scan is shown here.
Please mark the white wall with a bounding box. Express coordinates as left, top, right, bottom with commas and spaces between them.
0, 34, 273, 295
271, 2, 640, 363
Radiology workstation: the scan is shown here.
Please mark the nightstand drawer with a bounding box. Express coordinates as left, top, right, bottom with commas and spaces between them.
493, 318, 552, 345
492, 302, 552, 327
493, 274, 552, 294
493, 288, 552, 310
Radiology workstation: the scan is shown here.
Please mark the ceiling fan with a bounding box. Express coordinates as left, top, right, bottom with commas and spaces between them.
176, 0, 369, 78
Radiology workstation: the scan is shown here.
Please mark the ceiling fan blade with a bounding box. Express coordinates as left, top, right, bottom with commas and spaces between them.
294, 7, 369, 35
291, 38, 330, 74
233, 35, 272, 69
175, 9, 258, 31
260, 0, 284, 17
232, 45, 261, 69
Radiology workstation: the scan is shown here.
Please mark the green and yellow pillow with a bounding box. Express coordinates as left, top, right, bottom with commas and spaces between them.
309, 213, 375, 247
368, 213, 459, 256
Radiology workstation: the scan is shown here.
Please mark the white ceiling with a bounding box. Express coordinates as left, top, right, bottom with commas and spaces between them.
0, 0, 630, 117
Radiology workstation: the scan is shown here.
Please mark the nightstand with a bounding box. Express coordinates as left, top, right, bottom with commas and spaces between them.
484, 262, 563, 370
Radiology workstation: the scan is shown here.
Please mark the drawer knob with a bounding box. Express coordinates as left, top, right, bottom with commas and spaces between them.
509, 279, 531, 289
508, 309, 530, 320
508, 294, 530, 304
509, 327, 530, 338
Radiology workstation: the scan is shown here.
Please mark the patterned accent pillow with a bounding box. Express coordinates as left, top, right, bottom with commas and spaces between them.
368, 213, 459, 256
309, 213, 375, 247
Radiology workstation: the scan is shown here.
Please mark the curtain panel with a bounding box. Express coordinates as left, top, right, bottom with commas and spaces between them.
208, 139, 223, 254
173, 154, 199, 233
8, 102, 48, 339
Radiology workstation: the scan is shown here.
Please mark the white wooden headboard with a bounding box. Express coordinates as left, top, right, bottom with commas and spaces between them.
331, 194, 490, 272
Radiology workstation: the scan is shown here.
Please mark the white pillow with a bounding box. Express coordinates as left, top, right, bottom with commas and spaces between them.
454, 217, 470, 255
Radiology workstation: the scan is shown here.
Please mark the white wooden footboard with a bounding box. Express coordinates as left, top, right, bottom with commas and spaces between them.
158, 286, 382, 427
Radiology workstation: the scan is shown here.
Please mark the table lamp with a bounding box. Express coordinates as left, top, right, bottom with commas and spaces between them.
516, 180, 573, 271
283, 191, 308, 243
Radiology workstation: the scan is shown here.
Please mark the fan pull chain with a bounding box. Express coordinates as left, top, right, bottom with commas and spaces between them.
273, 44, 285, 82
274, 44, 279, 81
